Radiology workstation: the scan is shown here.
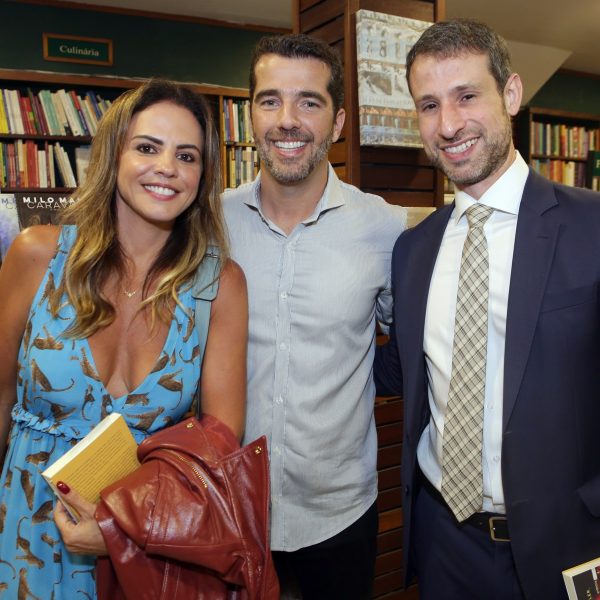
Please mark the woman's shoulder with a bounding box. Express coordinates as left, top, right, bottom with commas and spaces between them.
8, 224, 61, 266
219, 259, 247, 292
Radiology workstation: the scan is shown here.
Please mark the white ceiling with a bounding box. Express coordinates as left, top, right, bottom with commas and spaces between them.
54, 0, 600, 76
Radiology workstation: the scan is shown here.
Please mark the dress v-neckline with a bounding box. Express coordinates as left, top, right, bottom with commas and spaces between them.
83, 314, 178, 403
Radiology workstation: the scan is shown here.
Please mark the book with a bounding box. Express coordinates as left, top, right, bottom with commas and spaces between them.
42, 412, 139, 521
563, 556, 600, 600
14, 191, 75, 228
75, 145, 91, 185
0, 193, 19, 262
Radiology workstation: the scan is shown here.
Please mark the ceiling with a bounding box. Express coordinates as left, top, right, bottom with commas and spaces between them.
53, 0, 600, 77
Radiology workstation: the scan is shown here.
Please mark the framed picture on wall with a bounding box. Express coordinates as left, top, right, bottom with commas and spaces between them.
355, 10, 432, 148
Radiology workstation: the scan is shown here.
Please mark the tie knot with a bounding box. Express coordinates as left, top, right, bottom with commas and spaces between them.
466, 203, 493, 229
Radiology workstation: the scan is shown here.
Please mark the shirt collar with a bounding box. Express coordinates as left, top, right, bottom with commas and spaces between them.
243, 164, 346, 225
454, 151, 529, 222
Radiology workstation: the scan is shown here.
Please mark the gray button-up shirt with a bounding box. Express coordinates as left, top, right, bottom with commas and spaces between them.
222, 165, 406, 550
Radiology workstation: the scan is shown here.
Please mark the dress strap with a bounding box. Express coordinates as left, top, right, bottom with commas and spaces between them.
191, 246, 220, 365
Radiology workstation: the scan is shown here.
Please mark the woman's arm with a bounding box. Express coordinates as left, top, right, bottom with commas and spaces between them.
199, 259, 248, 440
0, 226, 59, 461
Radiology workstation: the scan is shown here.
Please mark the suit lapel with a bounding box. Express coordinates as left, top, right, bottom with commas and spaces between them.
503, 170, 561, 428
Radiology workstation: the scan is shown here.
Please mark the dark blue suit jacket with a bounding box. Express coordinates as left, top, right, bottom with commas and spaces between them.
375, 169, 600, 600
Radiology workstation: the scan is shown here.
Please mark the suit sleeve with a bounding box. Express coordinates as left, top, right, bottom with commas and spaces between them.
374, 238, 404, 397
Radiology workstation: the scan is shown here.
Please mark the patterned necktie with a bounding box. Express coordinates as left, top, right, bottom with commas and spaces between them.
441, 203, 494, 522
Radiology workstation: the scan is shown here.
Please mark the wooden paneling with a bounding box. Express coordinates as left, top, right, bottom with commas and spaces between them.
376, 549, 403, 576
309, 14, 345, 44
377, 529, 402, 554
300, 0, 345, 32
375, 395, 403, 598
360, 164, 435, 190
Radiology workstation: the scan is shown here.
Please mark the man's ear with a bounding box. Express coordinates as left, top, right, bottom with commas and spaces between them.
503, 73, 523, 117
332, 108, 346, 143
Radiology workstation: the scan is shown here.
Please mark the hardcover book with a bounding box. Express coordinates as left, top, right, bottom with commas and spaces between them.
42, 412, 140, 521
563, 556, 600, 600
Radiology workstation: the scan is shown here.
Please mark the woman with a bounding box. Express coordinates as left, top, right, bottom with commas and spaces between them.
0, 80, 248, 599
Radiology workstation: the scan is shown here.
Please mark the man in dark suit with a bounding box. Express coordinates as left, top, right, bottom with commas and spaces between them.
375, 19, 600, 600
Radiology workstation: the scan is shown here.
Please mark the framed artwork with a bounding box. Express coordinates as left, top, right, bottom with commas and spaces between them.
356, 10, 431, 147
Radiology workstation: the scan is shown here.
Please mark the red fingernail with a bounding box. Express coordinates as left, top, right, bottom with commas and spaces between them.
56, 481, 70, 494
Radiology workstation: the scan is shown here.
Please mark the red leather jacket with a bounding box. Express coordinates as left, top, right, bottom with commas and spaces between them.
95, 415, 279, 600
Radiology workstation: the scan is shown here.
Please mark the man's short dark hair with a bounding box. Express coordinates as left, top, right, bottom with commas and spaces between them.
406, 19, 512, 94
249, 33, 345, 115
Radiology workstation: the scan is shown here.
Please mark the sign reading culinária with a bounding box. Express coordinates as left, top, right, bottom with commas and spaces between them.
43, 34, 113, 66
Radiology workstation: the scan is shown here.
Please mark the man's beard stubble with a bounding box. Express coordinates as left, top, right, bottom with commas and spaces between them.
426, 113, 513, 188
256, 129, 334, 185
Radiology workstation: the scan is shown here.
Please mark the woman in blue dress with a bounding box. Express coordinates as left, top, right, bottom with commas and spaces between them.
0, 80, 248, 599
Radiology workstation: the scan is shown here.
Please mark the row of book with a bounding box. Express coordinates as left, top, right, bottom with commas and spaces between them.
0, 87, 112, 137
531, 158, 589, 188
530, 121, 600, 159
225, 146, 258, 188
0, 140, 90, 189
222, 98, 253, 144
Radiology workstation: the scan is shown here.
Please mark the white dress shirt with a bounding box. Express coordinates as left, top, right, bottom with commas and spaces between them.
418, 152, 530, 514
222, 165, 406, 550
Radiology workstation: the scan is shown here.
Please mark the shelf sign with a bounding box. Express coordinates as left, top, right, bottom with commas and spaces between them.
43, 33, 113, 66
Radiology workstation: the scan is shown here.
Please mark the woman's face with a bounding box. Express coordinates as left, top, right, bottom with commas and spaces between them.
115, 100, 204, 231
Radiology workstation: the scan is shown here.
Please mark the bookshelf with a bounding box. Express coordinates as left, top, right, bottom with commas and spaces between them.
516, 107, 600, 189
0, 69, 251, 194
220, 95, 259, 188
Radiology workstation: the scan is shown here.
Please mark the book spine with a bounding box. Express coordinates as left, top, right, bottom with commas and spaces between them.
51, 92, 69, 135
69, 90, 90, 136
0, 91, 9, 134
10, 90, 25, 134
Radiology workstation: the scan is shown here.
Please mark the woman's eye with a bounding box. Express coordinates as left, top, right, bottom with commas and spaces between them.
137, 143, 156, 154
178, 152, 195, 163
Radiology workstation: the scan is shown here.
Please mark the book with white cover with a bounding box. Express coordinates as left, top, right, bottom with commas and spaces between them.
563, 555, 600, 600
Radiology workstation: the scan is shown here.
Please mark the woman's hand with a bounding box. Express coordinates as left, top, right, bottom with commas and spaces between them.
53, 481, 108, 556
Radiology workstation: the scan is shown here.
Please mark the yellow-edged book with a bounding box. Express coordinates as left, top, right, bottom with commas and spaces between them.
42, 412, 139, 521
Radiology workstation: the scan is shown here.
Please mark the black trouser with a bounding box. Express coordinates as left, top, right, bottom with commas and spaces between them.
272, 501, 378, 600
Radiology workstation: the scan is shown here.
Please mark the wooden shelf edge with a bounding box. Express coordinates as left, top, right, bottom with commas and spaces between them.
0, 68, 249, 98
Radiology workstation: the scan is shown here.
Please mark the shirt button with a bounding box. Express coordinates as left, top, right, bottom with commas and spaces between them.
276, 395, 284, 404
493, 455, 500, 463
280, 291, 288, 299
279, 342, 287, 351
273, 446, 281, 455
106, 405, 113, 413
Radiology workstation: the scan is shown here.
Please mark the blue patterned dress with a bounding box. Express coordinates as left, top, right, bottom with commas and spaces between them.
0, 225, 201, 599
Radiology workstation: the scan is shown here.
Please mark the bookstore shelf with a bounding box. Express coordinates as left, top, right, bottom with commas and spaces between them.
0, 69, 251, 194
516, 107, 600, 189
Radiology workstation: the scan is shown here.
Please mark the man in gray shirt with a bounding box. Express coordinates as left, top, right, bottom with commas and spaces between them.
222, 33, 406, 599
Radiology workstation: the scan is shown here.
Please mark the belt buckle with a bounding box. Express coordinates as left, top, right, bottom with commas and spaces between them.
489, 516, 510, 542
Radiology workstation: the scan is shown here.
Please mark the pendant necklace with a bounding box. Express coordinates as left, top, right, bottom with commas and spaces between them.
122, 288, 138, 298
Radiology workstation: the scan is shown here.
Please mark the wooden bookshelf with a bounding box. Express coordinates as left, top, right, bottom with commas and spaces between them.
515, 106, 600, 189
0, 68, 250, 193
219, 94, 259, 189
